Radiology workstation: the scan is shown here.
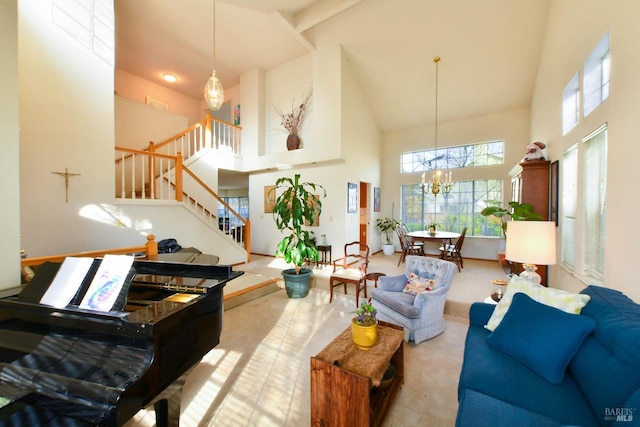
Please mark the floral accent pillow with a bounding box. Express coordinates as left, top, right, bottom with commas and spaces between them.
485, 275, 591, 331
402, 273, 435, 295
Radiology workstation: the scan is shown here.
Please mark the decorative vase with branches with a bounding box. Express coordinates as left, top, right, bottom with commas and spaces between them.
274, 88, 312, 150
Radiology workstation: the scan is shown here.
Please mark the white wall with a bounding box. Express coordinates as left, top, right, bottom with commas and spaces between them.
531, 0, 640, 301
248, 44, 385, 260
381, 108, 531, 259
115, 96, 189, 149
115, 68, 242, 127
86, 201, 245, 265
19, 0, 116, 256
341, 47, 384, 250
0, 0, 21, 291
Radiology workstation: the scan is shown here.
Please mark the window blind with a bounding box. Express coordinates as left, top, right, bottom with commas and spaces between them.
582, 125, 607, 279
561, 145, 578, 270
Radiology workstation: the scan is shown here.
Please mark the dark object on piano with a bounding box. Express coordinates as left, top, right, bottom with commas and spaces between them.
0, 259, 242, 426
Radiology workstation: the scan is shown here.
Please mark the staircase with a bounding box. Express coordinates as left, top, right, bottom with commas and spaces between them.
115, 113, 251, 259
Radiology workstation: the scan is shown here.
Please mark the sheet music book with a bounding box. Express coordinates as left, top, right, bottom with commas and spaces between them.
79, 254, 135, 312
39, 257, 94, 308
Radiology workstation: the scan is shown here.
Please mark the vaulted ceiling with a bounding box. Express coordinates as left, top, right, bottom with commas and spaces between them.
115, 0, 551, 133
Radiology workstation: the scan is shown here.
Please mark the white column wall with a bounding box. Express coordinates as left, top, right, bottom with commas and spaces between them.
0, 0, 21, 291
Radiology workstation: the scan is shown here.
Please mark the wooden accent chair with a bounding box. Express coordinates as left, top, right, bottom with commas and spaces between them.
439, 227, 467, 272
396, 224, 424, 266
329, 242, 370, 307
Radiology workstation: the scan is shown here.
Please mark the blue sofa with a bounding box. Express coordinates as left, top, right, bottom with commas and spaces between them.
456, 285, 640, 426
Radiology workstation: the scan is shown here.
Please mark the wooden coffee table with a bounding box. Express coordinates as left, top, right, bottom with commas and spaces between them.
310, 321, 404, 426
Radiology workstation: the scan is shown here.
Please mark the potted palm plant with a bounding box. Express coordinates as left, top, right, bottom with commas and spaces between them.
375, 217, 399, 256
481, 200, 542, 264
481, 201, 542, 236
273, 174, 326, 298
351, 299, 378, 350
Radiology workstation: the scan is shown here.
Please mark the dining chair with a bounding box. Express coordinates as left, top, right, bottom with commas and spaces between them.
329, 241, 370, 307
439, 227, 467, 271
396, 224, 424, 266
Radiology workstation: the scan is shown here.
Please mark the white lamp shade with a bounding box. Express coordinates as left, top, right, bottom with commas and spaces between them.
505, 221, 557, 266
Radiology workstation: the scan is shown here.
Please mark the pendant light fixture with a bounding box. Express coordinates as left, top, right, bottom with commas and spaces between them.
204, 0, 224, 110
421, 56, 452, 196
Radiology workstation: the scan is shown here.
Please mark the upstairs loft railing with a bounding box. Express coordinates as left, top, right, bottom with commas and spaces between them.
114, 114, 249, 257
151, 112, 241, 160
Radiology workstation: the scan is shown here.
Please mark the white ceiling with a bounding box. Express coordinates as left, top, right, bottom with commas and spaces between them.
115, 0, 551, 133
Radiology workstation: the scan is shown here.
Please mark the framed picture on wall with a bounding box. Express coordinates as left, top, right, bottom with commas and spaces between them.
373, 187, 381, 212
550, 160, 559, 225
264, 186, 275, 213
347, 182, 357, 213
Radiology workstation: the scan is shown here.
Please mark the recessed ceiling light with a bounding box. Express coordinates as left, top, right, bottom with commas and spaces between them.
162, 73, 178, 83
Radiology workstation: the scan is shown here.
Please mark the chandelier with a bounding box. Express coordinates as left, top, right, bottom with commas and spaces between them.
421, 56, 452, 196
204, 0, 224, 110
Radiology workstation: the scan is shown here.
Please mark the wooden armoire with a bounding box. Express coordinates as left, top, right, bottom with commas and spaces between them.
509, 160, 551, 285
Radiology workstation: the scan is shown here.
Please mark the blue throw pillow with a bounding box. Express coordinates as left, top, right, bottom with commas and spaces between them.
486, 292, 596, 385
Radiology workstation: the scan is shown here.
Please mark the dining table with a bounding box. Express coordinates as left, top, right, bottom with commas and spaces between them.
406, 230, 462, 257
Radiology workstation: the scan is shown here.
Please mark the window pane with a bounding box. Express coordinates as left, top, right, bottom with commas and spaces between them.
583, 31, 610, 117
562, 72, 580, 135
401, 140, 504, 174
401, 179, 503, 237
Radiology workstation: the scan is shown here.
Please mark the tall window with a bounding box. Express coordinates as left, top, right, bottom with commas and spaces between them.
401, 140, 504, 174
401, 179, 502, 236
561, 145, 578, 269
583, 31, 610, 117
560, 126, 607, 283
582, 125, 607, 279
562, 72, 580, 135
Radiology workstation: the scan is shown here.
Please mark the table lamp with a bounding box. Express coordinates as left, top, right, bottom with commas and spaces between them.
505, 221, 556, 284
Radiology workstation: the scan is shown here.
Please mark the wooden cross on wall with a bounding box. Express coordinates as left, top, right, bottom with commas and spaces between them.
51, 168, 80, 203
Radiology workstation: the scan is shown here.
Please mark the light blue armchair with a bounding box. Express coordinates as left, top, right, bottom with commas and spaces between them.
371, 256, 457, 344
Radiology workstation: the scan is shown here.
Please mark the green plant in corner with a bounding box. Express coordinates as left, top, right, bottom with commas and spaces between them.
352, 299, 378, 326
481, 201, 542, 236
375, 217, 399, 245
272, 174, 326, 273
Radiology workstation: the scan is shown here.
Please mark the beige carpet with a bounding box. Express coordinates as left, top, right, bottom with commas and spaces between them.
125, 253, 507, 426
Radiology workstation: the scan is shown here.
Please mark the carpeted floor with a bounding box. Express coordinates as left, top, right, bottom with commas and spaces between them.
125, 252, 506, 426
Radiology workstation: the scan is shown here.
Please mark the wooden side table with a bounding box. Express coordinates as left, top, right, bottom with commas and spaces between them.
365, 272, 386, 288
310, 321, 404, 427
316, 244, 332, 267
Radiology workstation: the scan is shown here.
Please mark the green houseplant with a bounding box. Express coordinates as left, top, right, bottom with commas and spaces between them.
273, 173, 326, 298
351, 299, 378, 350
375, 217, 399, 256
481, 200, 542, 266
481, 201, 542, 236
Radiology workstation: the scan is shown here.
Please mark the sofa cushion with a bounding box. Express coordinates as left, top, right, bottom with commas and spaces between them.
458, 323, 599, 427
487, 293, 595, 384
402, 273, 435, 295
370, 289, 419, 318
485, 275, 591, 331
456, 389, 569, 427
568, 286, 640, 423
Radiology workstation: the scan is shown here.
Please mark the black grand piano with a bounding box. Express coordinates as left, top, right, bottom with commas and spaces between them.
0, 258, 241, 426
